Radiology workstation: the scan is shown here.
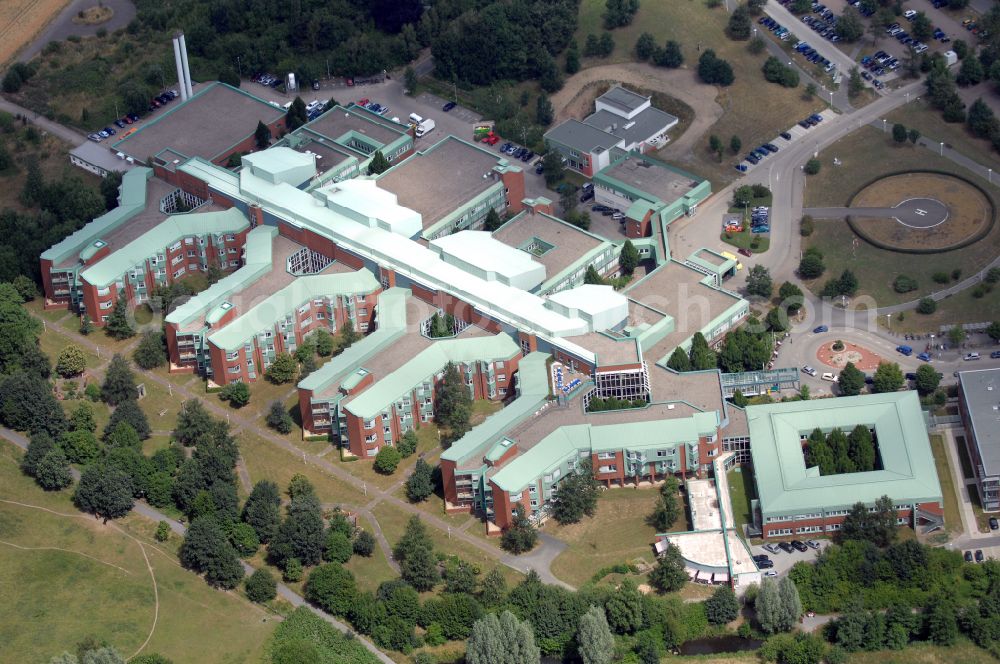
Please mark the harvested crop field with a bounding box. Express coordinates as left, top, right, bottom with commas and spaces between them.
0, 0, 69, 64
850, 172, 993, 252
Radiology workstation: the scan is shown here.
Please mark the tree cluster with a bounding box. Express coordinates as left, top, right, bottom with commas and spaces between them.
716, 317, 773, 373
551, 459, 601, 525
762, 57, 800, 88
698, 50, 735, 86
648, 477, 682, 532
755, 577, 802, 634
803, 424, 878, 475
435, 361, 473, 441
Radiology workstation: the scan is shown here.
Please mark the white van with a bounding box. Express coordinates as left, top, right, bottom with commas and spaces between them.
408, 112, 423, 126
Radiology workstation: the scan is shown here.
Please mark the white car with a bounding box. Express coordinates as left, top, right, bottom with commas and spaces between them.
764, 570, 779, 577
904, 9, 917, 18
821, 372, 838, 382
802, 366, 818, 377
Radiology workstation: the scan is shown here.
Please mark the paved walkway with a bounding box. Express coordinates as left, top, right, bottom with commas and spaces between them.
0, 97, 86, 144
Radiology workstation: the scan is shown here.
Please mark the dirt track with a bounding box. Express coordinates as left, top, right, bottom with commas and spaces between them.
549, 63, 723, 160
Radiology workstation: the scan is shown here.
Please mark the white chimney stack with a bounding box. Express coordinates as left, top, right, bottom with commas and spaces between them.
171, 34, 188, 101
177, 33, 194, 99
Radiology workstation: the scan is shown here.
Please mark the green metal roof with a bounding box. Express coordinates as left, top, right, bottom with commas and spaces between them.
79, 208, 250, 288
297, 287, 411, 393
687, 248, 736, 276
747, 392, 943, 517
345, 332, 521, 420
41, 168, 153, 265
440, 352, 552, 467
165, 225, 278, 327
207, 269, 380, 351
490, 409, 718, 492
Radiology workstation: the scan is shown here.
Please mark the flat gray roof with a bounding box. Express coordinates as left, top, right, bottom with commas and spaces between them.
376, 137, 501, 230
649, 367, 728, 426
544, 119, 620, 154
71, 141, 140, 174
601, 154, 698, 204
114, 83, 286, 162
597, 86, 649, 114
492, 211, 604, 281
959, 368, 1000, 477
583, 107, 677, 148
287, 135, 352, 174
307, 106, 403, 147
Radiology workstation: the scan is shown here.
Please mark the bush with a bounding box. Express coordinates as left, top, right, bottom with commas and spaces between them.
373, 445, 402, 474
917, 297, 937, 314
804, 159, 821, 175
245, 568, 277, 603
800, 215, 814, 236
932, 272, 950, 284
219, 381, 250, 408
893, 275, 918, 293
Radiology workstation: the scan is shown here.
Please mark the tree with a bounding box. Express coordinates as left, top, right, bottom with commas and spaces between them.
397, 429, 418, 458
101, 354, 137, 405
619, 240, 639, 275
848, 424, 876, 472
911, 11, 932, 41
79, 315, 94, 336
917, 297, 937, 315
848, 67, 865, 98
709, 134, 723, 158
542, 150, 565, 187
312, 329, 334, 357
698, 50, 735, 86
304, 562, 358, 616
374, 445, 402, 474
265, 400, 293, 434
892, 123, 908, 144
732, 389, 749, 408
353, 530, 376, 556
74, 463, 135, 522
406, 458, 435, 501
565, 42, 581, 74
269, 482, 325, 566
466, 610, 540, 664
584, 265, 604, 285
35, 448, 73, 491
757, 577, 800, 633
914, 364, 941, 396
838, 362, 866, 396
173, 399, 213, 447
649, 542, 687, 592
705, 585, 740, 624
219, 381, 250, 408
254, 121, 271, 150
762, 57, 799, 88
578, 605, 614, 664
925, 596, 958, 645
403, 66, 418, 95
501, 504, 538, 553
605, 578, 644, 634
804, 158, 821, 175
688, 332, 717, 371
730, 135, 742, 154
649, 477, 680, 531
339, 320, 361, 347
836, 7, 865, 41
401, 541, 440, 591
872, 361, 904, 393
535, 94, 554, 127
367, 150, 391, 175
0, 373, 66, 436
987, 320, 1000, 342
245, 568, 277, 603
958, 53, 985, 86
285, 97, 308, 131
798, 252, 825, 279
666, 346, 692, 372
104, 295, 135, 340
551, 459, 600, 524
323, 530, 353, 563
134, 331, 166, 369
480, 567, 507, 607
653, 40, 684, 68
266, 353, 298, 384
777, 282, 803, 313
56, 345, 87, 377
727, 5, 752, 40
949, 325, 967, 347
746, 265, 773, 299
435, 361, 472, 437
105, 398, 150, 440
483, 208, 504, 232
21, 432, 56, 477
635, 33, 657, 60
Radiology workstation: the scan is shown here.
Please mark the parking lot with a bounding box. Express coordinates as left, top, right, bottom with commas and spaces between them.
736, 108, 835, 173
750, 539, 832, 576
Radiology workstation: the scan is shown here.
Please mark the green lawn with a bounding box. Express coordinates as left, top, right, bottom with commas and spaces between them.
574, 0, 825, 186
887, 100, 1000, 173
721, 227, 771, 253
727, 467, 756, 538
0, 442, 274, 663
802, 126, 1000, 310
545, 488, 665, 588
928, 434, 964, 535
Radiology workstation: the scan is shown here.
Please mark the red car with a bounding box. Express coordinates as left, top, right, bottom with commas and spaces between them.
356, 98, 370, 106
482, 133, 500, 146
738, 248, 753, 257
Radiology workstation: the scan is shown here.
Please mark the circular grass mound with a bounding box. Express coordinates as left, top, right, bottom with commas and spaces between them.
846, 171, 994, 253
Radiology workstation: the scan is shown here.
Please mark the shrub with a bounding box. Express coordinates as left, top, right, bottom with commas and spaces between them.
932, 272, 950, 284
800, 215, 814, 236
893, 275, 918, 293
245, 568, 277, 603
917, 297, 937, 314
804, 159, 821, 175
374, 446, 402, 474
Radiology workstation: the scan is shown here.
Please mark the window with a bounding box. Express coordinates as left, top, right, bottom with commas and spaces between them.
364, 419, 376, 429
360, 323, 369, 332
187, 250, 196, 257
357, 294, 366, 303
357, 308, 368, 317
597, 452, 616, 460
771, 528, 793, 536
365, 434, 377, 443
316, 312, 325, 320
99, 301, 113, 310
184, 237, 194, 245
496, 374, 506, 382
225, 234, 235, 241
173, 269, 185, 279
598, 465, 617, 473
228, 366, 241, 374
97, 287, 110, 297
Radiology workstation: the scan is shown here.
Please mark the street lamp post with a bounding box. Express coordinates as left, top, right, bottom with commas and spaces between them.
940, 141, 944, 156
829, 90, 833, 106
883, 119, 887, 132
886, 313, 891, 331
989, 168, 993, 184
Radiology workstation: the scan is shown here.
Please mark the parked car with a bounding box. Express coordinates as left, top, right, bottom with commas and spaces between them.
534, 162, 544, 175
780, 131, 792, 140
896, 345, 913, 356
757, 559, 775, 569
806, 540, 822, 549
738, 248, 753, 257
580, 189, 595, 203
88, 133, 102, 142
813, 325, 828, 333
114, 119, 126, 129
442, 101, 457, 112
965, 551, 974, 562
764, 543, 782, 554
976, 550, 985, 563
990, 517, 998, 530
752, 554, 771, 563
917, 352, 932, 362
802, 365, 818, 377
764, 570, 779, 577
791, 540, 809, 552
735, 163, 748, 172
821, 372, 838, 382
990, 351, 1000, 359
779, 542, 795, 553
965, 352, 981, 361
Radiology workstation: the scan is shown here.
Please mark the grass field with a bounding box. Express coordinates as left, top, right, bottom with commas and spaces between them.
888, 100, 1000, 172
573, 0, 824, 185
727, 468, 756, 538
802, 126, 1000, 309
928, 434, 964, 535
545, 488, 665, 588
663, 640, 996, 663
0, 442, 274, 663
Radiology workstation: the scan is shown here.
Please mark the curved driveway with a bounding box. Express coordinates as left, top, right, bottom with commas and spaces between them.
16, 0, 137, 63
